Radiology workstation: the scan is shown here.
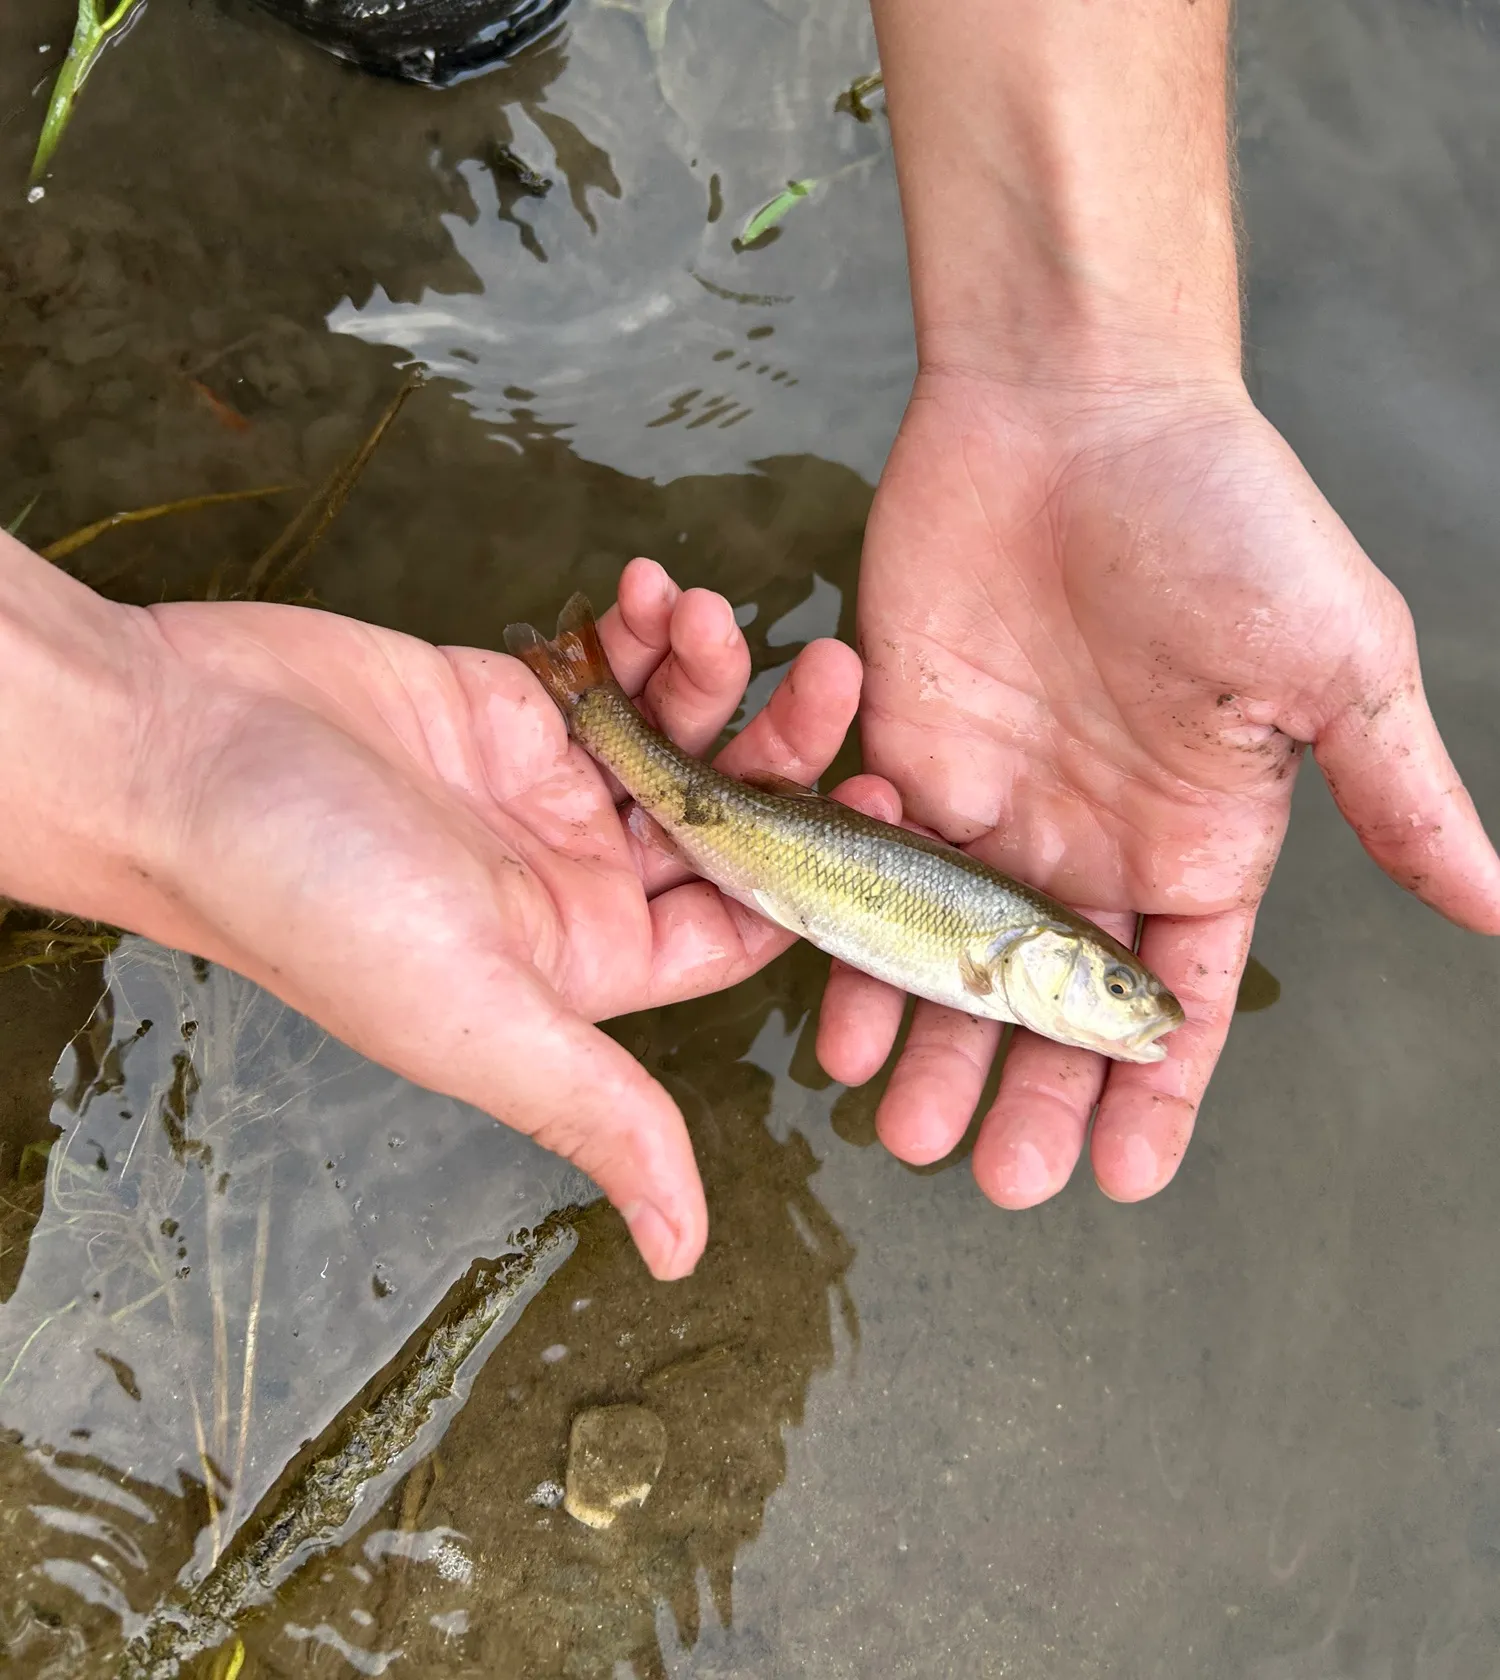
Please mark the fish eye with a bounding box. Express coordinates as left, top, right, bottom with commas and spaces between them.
1104, 965, 1136, 999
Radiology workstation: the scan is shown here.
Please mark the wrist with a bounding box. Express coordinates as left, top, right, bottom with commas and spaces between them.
0, 531, 179, 929
872, 0, 1243, 391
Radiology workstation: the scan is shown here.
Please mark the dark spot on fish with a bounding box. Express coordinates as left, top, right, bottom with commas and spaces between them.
707, 173, 723, 224
1217, 693, 1234, 707
747, 324, 774, 340
678, 787, 724, 828
1235, 955, 1281, 1013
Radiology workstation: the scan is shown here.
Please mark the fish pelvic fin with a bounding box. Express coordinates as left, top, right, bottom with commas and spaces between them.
503, 592, 612, 718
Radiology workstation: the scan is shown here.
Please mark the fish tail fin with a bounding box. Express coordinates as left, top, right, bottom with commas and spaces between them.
503, 592, 612, 718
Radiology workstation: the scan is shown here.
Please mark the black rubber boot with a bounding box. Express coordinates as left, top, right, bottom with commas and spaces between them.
249, 0, 572, 86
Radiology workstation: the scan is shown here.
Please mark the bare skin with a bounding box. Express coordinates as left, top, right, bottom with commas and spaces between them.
0, 537, 864, 1280
815, 0, 1500, 1206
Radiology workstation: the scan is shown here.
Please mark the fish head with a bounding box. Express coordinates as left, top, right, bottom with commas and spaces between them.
992, 926, 1185, 1062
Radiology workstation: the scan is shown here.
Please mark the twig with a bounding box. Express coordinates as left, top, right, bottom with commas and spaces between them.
40, 485, 296, 565
227, 1194, 272, 1539
244, 373, 423, 601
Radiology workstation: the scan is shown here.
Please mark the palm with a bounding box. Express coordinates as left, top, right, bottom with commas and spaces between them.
115, 560, 862, 1277
827, 373, 1500, 1205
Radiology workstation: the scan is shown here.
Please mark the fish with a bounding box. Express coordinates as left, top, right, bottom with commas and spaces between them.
504, 595, 1186, 1064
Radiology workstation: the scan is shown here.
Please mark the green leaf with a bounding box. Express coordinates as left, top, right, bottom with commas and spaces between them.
735, 179, 819, 250
30, 0, 147, 188
5, 495, 39, 537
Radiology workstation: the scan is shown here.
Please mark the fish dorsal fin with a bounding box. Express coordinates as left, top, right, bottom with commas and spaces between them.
737, 771, 822, 800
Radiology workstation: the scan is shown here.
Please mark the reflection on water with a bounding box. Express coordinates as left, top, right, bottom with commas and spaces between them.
328, 0, 911, 485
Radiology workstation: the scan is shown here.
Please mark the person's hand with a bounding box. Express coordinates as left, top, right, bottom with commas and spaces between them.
0, 546, 861, 1279
819, 371, 1500, 1203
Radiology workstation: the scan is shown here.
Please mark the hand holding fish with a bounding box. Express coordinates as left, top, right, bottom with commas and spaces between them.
846, 0, 1500, 1212
838, 373, 1500, 1207
0, 539, 862, 1281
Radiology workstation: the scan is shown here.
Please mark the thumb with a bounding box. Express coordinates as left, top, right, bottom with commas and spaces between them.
385, 963, 707, 1281
1314, 624, 1500, 934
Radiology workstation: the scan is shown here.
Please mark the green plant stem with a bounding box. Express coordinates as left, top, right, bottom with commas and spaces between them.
30, 0, 148, 187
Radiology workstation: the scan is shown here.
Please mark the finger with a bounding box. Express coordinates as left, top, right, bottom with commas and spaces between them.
815, 774, 909, 1084
645, 877, 798, 1005
1316, 625, 1500, 934
628, 639, 865, 895
1090, 905, 1257, 1201
641, 587, 751, 756
714, 637, 862, 783
874, 1002, 1003, 1164
597, 557, 680, 696
969, 906, 1135, 1206
480, 977, 708, 1281
970, 1034, 1104, 1207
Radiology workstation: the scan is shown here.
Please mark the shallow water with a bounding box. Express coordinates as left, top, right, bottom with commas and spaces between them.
3, 0, 1500, 1674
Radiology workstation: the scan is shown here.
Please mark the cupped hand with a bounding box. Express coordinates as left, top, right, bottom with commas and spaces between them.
99, 558, 861, 1279
822, 370, 1500, 1205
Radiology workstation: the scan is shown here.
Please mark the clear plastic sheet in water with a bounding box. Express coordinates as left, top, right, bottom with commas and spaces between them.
0, 938, 594, 1657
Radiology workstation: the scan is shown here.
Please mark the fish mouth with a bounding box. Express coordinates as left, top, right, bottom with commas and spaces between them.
1114, 999, 1186, 1064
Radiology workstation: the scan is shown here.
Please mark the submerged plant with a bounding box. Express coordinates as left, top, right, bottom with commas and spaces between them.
243, 371, 422, 600
26, 372, 419, 606
835, 70, 884, 123
0, 908, 119, 976
734, 179, 819, 251
30, 0, 148, 188
733, 156, 882, 255
39, 486, 296, 567
115, 1225, 575, 1679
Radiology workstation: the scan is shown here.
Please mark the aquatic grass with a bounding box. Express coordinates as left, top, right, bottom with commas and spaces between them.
6, 495, 40, 537
734, 180, 818, 251
0, 916, 120, 976
733, 156, 882, 254
39, 486, 297, 566
243, 372, 423, 601
835, 70, 884, 122
115, 1224, 576, 1679
30, 0, 149, 187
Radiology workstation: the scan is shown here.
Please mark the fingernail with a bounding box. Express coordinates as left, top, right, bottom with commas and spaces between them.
1006, 1140, 1053, 1204
620, 1200, 688, 1281
1096, 1132, 1160, 1202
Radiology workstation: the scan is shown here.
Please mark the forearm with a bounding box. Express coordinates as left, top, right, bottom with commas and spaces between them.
870, 0, 1241, 385
0, 530, 167, 924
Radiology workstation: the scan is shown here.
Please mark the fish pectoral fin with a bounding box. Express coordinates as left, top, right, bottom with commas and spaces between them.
626, 803, 686, 863
748, 888, 805, 936
958, 951, 994, 997
736, 771, 821, 800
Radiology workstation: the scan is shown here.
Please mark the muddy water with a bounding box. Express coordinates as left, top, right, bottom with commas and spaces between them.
2, 0, 1500, 1675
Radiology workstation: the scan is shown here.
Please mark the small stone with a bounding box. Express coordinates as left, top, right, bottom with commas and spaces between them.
564, 1404, 667, 1530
